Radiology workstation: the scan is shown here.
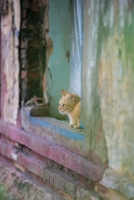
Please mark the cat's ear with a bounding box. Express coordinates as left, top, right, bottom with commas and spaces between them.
61, 89, 68, 96
68, 93, 75, 101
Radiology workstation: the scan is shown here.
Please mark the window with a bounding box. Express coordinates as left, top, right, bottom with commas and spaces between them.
20, 0, 86, 158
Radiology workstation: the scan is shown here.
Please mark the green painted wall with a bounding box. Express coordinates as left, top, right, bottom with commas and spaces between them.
82, 0, 134, 181
98, 1, 134, 178
46, 0, 71, 119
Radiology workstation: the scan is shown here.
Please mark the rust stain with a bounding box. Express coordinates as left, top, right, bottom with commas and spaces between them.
66, 50, 70, 62
90, 152, 106, 167
95, 183, 129, 200
60, 190, 75, 200
14, 162, 25, 173
46, 37, 53, 57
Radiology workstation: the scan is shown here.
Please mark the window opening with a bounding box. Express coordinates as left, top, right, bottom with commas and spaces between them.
20, 0, 84, 128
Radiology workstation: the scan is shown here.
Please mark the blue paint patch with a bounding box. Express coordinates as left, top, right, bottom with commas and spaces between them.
28, 113, 84, 141
15, 29, 19, 37
80, 122, 85, 129
54, 126, 84, 141
29, 116, 52, 128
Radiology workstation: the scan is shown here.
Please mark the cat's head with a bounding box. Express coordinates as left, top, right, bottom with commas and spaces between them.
58, 89, 80, 115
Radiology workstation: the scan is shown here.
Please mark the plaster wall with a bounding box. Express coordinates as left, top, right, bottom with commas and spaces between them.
82, 0, 134, 180
99, 0, 134, 179
1, 0, 20, 125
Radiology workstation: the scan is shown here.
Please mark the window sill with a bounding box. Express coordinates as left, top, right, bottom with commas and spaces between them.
21, 106, 87, 156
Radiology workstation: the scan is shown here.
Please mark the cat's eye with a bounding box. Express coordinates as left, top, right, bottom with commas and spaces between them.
62, 104, 65, 106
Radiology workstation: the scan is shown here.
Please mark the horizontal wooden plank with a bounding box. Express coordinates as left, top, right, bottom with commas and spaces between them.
0, 119, 103, 181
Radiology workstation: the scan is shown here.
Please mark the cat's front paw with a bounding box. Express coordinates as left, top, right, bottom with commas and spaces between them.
74, 124, 80, 129
69, 123, 74, 128
69, 123, 80, 129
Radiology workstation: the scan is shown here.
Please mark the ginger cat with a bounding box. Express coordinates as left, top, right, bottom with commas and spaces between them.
58, 89, 81, 129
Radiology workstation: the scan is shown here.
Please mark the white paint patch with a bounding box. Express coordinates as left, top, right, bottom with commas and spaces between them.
10, 151, 18, 161
119, 0, 128, 27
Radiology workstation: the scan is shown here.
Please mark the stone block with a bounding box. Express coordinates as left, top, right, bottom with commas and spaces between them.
64, 176, 77, 198
76, 186, 100, 200
21, 49, 27, 59
43, 168, 50, 183
28, 40, 39, 48
21, 40, 27, 49
21, 70, 27, 79
26, 61, 39, 70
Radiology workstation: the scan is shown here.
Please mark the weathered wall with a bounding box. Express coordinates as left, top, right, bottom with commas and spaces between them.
99, 0, 134, 179
82, 0, 108, 165
82, 0, 134, 182
1, 0, 134, 199
1, 0, 20, 125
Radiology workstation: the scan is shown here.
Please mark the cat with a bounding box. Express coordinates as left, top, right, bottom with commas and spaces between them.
58, 89, 81, 129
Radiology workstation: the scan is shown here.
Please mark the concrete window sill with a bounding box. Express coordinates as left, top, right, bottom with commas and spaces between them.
21, 107, 87, 156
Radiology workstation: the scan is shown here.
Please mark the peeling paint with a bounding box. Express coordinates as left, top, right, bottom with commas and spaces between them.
1, 0, 20, 125
10, 151, 18, 161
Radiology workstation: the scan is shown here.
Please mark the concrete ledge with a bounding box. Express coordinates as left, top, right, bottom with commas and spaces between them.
0, 119, 103, 181
21, 107, 88, 157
